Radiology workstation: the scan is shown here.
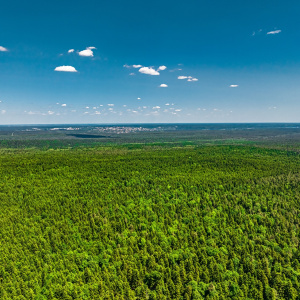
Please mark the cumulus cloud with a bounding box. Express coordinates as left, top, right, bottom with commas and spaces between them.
267, 30, 281, 35
78, 49, 93, 57
0, 46, 8, 52
252, 29, 262, 36
159, 84, 168, 87
124, 64, 143, 68
61, 104, 67, 107
153, 106, 160, 109
48, 111, 55, 115
54, 65, 77, 72
68, 49, 75, 53
158, 65, 167, 71
137, 97, 141, 100
129, 73, 135, 75
229, 84, 239, 88
179, 75, 198, 82
26, 110, 44, 115
1, 110, 6, 114
139, 67, 160, 75
169, 68, 182, 72
78, 46, 96, 57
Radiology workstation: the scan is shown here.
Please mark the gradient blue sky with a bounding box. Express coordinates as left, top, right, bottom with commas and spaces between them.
1, 0, 300, 124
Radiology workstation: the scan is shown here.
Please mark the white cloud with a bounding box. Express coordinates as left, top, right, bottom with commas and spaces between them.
229, 84, 239, 88
169, 68, 182, 72
139, 67, 160, 75
153, 106, 160, 109
68, 49, 75, 53
175, 109, 182, 112
137, 97, 141, 100
158, 65, 167, 71
78, 47, 96, 57
252, 29, 263, 36
267, 30, 281, 35
108, 104, 114, 106
178, 75, 198, 81
48, 111, 55, 115
129, 73, 135, 75
159, 84, 168, 87
0, 46, 8, 52
124, 64, 143, 68
54, 65, 77, 72
27, 111, 37, 115
165, 103, 170, 106
61, 104, 67, 107
78, 49, 93, 57
1, 110, 6, 114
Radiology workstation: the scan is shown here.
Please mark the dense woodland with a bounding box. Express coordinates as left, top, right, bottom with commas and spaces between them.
0, 143, 300, 299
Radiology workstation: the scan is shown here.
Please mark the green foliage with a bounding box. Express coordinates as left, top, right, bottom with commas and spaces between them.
0, 144, 299, 299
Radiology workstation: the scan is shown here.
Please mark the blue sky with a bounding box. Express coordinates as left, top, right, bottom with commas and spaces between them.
1, 0, 300, 124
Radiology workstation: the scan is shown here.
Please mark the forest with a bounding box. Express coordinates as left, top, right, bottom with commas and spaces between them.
0, 138, 300, 299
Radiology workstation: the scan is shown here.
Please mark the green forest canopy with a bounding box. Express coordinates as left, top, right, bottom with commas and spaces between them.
0, 144, 299, 299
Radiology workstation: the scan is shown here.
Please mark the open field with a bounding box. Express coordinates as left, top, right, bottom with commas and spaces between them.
1, 125, 300, 299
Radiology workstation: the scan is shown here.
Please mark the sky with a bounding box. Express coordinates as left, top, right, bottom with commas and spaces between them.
1, 0, 300, 124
